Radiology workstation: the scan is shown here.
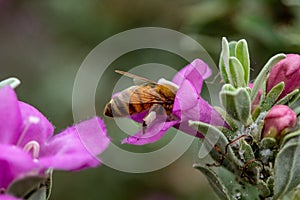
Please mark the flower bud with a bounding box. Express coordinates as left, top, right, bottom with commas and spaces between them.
262, 105, 297, 139
267, 54, 300, 100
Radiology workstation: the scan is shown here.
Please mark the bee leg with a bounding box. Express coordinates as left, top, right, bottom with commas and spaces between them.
142, 121, 147, 134
142, 111, 157, 134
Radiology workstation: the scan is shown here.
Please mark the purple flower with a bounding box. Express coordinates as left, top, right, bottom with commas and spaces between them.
0, 86, 110, 190
262, 105, 297, 139
122, 59, 227, 145
267, 54, 300, 100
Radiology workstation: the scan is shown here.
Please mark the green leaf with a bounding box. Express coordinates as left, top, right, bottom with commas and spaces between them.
228, 57, 246, 88
257, 180, 271, 198
220, 87, 251, 125
214, 106, 238, 131
45, 170, 53, 200
274, 131, 300, 199
228, 41, 237, 56
235, 39, 250, 85
277, 89, 300, 106
281, 129, 300, 148
189, 120, 243, 168
28, 187, 47, 200
219, 37, 230, 83
194, 164, 260, 200
7, 175, 48, 199
193, 165, 231, 200
222, 83, 236, 92
240, 139, 255, 162
250, 54, 286, 102
262, 81, 284, 111
0, 77, 21, 89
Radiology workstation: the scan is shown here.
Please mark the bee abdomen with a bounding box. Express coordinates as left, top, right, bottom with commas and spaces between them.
104, 97, 129, 117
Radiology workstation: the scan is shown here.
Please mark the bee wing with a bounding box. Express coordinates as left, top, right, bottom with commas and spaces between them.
117, 86, 167, 104
115, 70, 158, 86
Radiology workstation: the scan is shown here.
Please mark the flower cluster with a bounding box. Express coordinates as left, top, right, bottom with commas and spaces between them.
1, 37, 300, 200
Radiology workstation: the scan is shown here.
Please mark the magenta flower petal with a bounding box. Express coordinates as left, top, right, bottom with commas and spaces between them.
0, 194, 22, 200
38, 117, 109, 171
172, 59, 211, 94
0, 86, 22, 144
122, 116, 178, 145
173, 79, 199, 113
74, 117, 110, 156
17, 102, 54, 148
0, 145, 37, 189
119, 58, 226, 145
174, 79, 225, 127
267, 54, 300, 100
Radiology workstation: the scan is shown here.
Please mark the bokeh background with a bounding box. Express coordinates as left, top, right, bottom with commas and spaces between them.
1, 0, 300, 199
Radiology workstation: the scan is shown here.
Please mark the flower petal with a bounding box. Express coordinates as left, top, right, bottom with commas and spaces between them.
38, 117, 109, 171
172, 59, 211, 94
0, 145, 37, 189
17, 102, 54, 148
0, 194, 22, 200
122, 115, 178, 145
173, 79, 199, 114
0, 86, 22, 145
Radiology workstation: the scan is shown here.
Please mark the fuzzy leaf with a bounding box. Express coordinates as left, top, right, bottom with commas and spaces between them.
257, 180, 271, 197
262, 81, 284, 111
0, 77, 21, 89
220, 87, 251, 125
228, 57, 246, 87
28, 187, 47, 200
189, 120, 243, 168
214, 106, 238, 131
277, 89, 300, 106
240, 139, 255, 162
7, 175, 48, 198
222, 83, 236, 92
219, 37, 230, 83
194, 166, 231, 200
194, 164, 260, 200
274, 130, 300, 199
235, 39, 250, 85
228, 41, 237, 56
250, 54, 286, 102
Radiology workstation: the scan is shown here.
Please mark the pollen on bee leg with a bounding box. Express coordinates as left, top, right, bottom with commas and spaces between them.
143, 111, 157, 126
24, 141, 40, 159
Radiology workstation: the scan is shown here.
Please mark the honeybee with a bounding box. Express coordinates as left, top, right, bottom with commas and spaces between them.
104, 70, 178, 132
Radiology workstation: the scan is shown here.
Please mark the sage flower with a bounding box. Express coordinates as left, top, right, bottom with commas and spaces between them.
0, 86, 110, 190
122, 59, 226, 145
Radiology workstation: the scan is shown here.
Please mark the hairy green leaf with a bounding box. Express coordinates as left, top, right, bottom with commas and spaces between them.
262, 81, 284, 111
228, 57, 246, 87
235, 39, 250, 85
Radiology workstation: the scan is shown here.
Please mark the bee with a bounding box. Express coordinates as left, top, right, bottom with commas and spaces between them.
104, 70, 178, 132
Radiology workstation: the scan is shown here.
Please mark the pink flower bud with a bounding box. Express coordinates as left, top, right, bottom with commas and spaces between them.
262, 105, 297, 139
267, 54, 300, 100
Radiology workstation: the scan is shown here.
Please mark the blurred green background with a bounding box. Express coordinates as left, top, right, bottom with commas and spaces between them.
1, 0, 299, 199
